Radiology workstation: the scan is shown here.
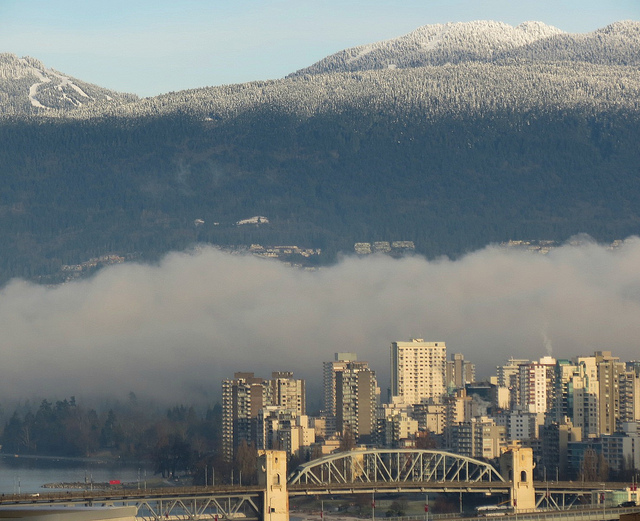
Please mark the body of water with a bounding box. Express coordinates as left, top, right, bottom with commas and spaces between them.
0, 454, 151, 495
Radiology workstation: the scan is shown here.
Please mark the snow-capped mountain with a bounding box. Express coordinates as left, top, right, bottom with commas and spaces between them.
0, 20, 639, 283
289, 20, 640, 76
0, 53, 137, 115
496, 20, 640, 65
1, 20, 638, 119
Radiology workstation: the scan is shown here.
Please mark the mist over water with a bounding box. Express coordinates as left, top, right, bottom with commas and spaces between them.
1, 237, 640, 408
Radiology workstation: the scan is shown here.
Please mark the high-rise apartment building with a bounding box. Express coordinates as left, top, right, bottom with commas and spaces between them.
271, 371, 305, 416
495, 358, 529, 410
550, 359, 579, 424
518, 356, 555, 414
323, 353, 358, 414
390, 339, 446, 405
222, 371, 305, 462
256, 407, 315, 456
595, 351, 625, 436
323, 353, 371, 436
570, 355, 600, 438
222, 372, 271, 462
444, 388, 473, 426
444, 416, 506, 459
620, 362, 640, 423
551, 352, 629, 439
334, 361, 379, 443
496, 358, 530, 388
445, 353, 476, 391
378, 408, 419, 448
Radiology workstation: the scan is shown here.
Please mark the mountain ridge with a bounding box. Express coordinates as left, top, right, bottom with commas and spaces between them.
0, 52, 137, 115
2, 20, 639, 119
289, 20, 640, 76
0, 20, 639, 283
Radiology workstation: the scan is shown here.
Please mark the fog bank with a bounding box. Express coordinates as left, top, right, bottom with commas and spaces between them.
2, 238, 640, 407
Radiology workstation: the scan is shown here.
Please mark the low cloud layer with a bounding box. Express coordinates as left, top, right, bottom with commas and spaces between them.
2, 238, 640, 408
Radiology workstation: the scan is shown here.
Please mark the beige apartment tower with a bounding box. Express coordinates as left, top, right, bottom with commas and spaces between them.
390, 339, 447, 405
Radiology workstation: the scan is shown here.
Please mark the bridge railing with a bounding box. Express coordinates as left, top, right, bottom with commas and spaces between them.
381, 506, 639, 521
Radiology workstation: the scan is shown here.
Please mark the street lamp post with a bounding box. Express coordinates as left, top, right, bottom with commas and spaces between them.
372, 492, 375, 521
425, 495, 429, 521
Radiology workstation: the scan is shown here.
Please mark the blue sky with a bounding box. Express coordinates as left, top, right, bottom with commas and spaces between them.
1, 0, 638, 97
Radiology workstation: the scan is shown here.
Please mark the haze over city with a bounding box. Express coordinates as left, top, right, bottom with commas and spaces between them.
1, 238, 640, 406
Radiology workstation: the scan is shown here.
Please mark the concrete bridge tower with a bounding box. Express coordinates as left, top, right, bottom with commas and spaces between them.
258, 450, 289, 521
500, 444, 536, 512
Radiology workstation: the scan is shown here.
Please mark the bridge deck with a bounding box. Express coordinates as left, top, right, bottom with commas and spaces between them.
0, 481, 626, 504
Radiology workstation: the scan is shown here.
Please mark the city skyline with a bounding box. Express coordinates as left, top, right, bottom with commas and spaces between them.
0, 0, 638, 96
220, 346, 640, 482
226, 346, 640, 411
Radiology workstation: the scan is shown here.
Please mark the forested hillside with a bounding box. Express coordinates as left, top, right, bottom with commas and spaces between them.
0, 21, 639, 283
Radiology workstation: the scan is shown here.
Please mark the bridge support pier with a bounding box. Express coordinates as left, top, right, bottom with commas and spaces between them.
258, 450, 289, 521
500, 444, 536, 512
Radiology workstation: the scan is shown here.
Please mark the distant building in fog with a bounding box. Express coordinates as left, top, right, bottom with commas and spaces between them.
446, 353, 475, 391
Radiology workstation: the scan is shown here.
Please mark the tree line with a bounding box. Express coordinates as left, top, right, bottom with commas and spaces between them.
0, 396, 231, 481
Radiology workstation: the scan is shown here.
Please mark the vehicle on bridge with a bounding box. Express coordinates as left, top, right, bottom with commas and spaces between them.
475, 504, 513, 517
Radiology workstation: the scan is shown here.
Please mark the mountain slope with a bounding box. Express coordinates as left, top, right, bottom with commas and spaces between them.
289, 20, 640, 76
498, 20, 640, 65
0, 21, 639, 283
0, 53, 137, 115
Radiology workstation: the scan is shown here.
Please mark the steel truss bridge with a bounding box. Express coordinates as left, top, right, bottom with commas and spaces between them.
288, 448, 505, 486
0, 486, 265, 520
0, 449, 637, 519
286, 449, 612, 511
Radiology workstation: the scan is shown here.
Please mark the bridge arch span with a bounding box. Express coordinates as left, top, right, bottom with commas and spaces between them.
288, 448, 505, 486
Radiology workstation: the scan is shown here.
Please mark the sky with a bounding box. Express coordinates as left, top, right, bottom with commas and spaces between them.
1, 0, 639, 97
2, 238, 640, 409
